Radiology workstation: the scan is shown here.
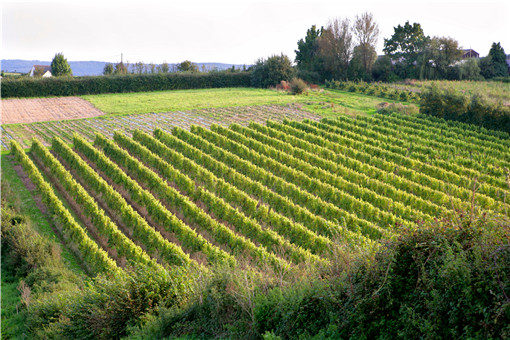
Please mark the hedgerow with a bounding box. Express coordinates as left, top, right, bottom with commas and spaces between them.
1, 72, 252, 98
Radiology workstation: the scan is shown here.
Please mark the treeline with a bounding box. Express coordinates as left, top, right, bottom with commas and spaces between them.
293, 13, 509, 82
102, 60, 247, 76
1, 72, 251, 98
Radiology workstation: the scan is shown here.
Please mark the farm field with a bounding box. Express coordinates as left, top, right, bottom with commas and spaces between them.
7, 111, 510, 281
1, 97, 105, 124
82, 87, 390, 116
81, 87, 305, 115
1, 105, 320, 150
0, 88, 401, 151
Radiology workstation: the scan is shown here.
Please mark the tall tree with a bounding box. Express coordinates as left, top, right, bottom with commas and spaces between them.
383, 21, 429, 77
295, 25, 322, 73
159, 62, 170, 73
420, 37, 462, 79
177, 60, 199, 72
458, 58, 482, 80
251, 54, 295, 88
488, 42, 508, 77
318, 18, 353, 80
103, 63, 114, 75
134, 62, 144, 74
353, 12, 380, 74
350, 44, 377, 80
114, 61, 128, 75
50, 53, 72, 77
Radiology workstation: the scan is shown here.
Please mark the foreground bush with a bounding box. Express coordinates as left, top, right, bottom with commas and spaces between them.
128, 211, 510, 339
377, 102, 419, 115
289, 77, 308, 94
1, 72, 252, 98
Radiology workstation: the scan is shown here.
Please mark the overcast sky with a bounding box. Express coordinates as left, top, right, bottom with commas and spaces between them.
2, 0, 509, 64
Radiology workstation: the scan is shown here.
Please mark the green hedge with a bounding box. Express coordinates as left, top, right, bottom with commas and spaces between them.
420, 86, 510, 134
326, 80, 510, 133
1, 72, 252, 98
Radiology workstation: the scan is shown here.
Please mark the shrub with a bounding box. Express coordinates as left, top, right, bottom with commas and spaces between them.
289, 78, 308, 94
1, 72, 252, 98
251, 54, 295, 88
377, 102, 419, 115
420, 85, 510, 133
126, 210, 510, 339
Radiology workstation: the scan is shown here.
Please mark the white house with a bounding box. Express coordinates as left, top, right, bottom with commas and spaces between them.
29, 65, 52, 77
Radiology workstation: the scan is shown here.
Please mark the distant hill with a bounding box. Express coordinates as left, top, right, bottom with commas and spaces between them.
1, 60, 248, 77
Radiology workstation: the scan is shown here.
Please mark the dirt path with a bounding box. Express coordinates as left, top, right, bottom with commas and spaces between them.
1, 97, 105, 124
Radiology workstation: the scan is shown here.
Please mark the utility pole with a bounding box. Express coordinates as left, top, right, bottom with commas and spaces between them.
121, 53, 123, 63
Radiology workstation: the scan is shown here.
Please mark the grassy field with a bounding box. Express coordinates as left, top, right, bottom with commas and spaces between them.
81, 87, 397, 116
82, 87, 304, 115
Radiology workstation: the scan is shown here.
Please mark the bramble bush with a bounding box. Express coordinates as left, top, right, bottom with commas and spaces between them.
289, 77, 308, 94
127, 210, 510, 339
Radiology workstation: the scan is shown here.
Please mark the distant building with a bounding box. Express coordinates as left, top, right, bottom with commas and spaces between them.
461, 49, 479, 59
29, 65, 52, 77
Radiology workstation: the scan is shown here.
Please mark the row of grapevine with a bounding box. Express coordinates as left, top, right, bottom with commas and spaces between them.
379, 113, 510, 157
288, 120, 503, 212
31, 138, 164, 273
413, 113, 510, 143
314, 119, 506, 202
133, 131, 346, 254
197, 124, 412, 229
265, 121, 474, 212
169, 126, 390, 240
393, 113, 510, 153
10, 139, 120, 276
73, 134, 237, 268
316, 118, 508, 200
130, 130, 353, 254
239, 122, 448, 218
336, 114, 509, 182
53, 135, 194, 269
343, 114, 506, 178
112, 131, 325, 265
93, 134, 292, 271
325, 116, 509, 196
211, 124, 428, 227
151, 129, 372, 247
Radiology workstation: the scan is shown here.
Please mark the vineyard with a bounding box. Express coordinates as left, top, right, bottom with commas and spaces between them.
9, 112, 510, 277
1, 105, 319, 150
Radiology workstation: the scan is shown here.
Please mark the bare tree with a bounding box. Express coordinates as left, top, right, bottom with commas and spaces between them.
134, 62, 144, 74
159, 62, 170, 73
318, 18, 353, 79
353, 12, 380, 73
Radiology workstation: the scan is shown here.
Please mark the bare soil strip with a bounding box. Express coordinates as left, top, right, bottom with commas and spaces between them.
1, 97, 105, 124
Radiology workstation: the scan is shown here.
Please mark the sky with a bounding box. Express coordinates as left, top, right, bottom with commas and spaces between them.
2, 0, 509, 64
